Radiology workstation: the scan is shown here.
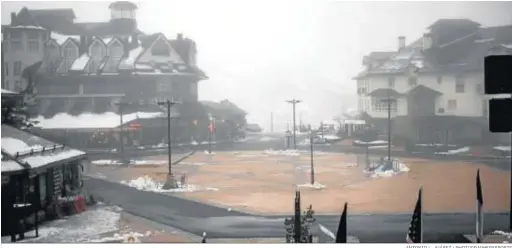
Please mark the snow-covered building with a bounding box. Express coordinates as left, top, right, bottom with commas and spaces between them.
1, 1, 213, 146
1, 124, 87, 238
354, 19, 512, 144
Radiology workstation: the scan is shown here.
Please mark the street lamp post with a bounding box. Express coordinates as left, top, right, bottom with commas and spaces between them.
380, 98, 397, 161
115, 101, 132, 164
207, 113, 215, 154
309, 132, 315, 185
285, 99, 302, 149
158, 99, 180, 189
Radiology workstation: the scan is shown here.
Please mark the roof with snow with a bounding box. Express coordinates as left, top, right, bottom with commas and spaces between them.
1, 124, 86, 174
32, 111, 165, 129
201, 100, 247, 117
355, 19, 512, 79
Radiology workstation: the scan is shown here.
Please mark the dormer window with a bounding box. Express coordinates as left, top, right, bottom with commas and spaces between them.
90, 41, 106, 72
109, 41, 123, 58
105, 39, 123, 72
63, 42, 78, 58
151, 39, 170, 56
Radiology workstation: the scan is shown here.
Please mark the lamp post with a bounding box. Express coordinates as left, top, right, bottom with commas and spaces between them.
309, 132, 315, 185
157, 99, 180, 189
207, 113, 215, 154
380, 98, 397, 161
285, 99, 302, 149
114, 101, 132, 164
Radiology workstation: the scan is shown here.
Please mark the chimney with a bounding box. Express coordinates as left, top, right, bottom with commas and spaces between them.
422, 33, 433, 51
79, 35, 87, 54
131, 33, 138, 48
398, 36, 406, 51
10, 12, 16, 24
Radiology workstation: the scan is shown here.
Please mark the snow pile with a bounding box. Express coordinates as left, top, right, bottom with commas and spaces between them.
1, 137, 44, 154
33, 112, 163, 129
91, 160, 166, 166
354, 140, 388, 145
416, 143, 457, 147
204, 150, 216, 155
368, 145, 391, 149
89, 232, 147, 243
494, 146, 511, 152
493, 230, 512, 239
323, 134, 341, 141
297, 182, 326, 189
191, 140, 199, 145
436, 147, 470, 155
365, 160, 410, 178
1, 206, 122, 243
263, 149, 300, 156
120, 175, 218, 193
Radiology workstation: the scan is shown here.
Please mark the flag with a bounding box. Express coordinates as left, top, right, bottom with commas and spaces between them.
201, 232, 207, 243
335, 202, 348, 243
476, 169, 484, 243
406, 187, 423, 243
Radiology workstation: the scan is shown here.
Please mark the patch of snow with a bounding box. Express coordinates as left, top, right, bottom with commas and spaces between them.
91, 160, 166, 165
51, 32, 80, 45
354, 140, 388, 145
33, 112, 163, 129
89, 231, 146, 243
263, 149, 300, 156
1, 88, 18, 94
474, 38, 495, 43
416, 143, 457, 147
494, 146, 511, 152
204, 150, 216, 155
102, 37, 113, 45
259, 136, 277, 142
503, 44, 512, 49
365, 160, 409, 178
493, 230, 512, 239
179, 162, 207, 166
120, 175, 218, 193
436, 147, 470, 155
118, 46, 145, 70
1, 206, 122, 243
135, 63, 153, 70
10, 25, 46, 30
368, 145, 393, 149
323, 134, 341, 141
70, 53, 90, 71
191, 140, 199, 145
1, 137, 43, 154
297, 182, 326, 189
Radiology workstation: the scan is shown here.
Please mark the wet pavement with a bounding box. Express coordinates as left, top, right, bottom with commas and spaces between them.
84, 177, 509, 243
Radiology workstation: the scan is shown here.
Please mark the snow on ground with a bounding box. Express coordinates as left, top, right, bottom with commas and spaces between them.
493, 230, 512, 239
322, 134, 341, 141
297, 182, 326, 189
91, 160, 167, 165
368, 145, 393, 149
89, 231, 146, 243
204, 150, 216, 155
353, 140, 388, 145
263, 149, 300, 156
416, 143, 457, 147
120, 175, 218, 193
494, 146, 511, 152
435, 147, 470, 155
1, 206, 122, 243
364, 160, 410, 178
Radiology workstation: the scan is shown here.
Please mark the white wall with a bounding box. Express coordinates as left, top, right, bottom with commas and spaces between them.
356, 72, 485, 118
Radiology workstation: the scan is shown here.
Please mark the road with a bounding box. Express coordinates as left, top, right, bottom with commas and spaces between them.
84, 177, 509, 243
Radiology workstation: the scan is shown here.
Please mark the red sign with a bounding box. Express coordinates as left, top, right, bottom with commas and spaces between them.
208, 122, 215, 134
129, 122, 142, 129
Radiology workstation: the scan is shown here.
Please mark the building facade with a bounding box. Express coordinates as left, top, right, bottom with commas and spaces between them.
354, 19, 512, 144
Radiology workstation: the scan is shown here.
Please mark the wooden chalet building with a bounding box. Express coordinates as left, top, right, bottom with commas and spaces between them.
2, 1, 214, 146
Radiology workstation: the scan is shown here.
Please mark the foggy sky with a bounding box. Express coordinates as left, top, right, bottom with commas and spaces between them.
2, 0, 512, 131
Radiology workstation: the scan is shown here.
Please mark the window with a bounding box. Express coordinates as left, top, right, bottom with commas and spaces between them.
408, 76, 417, 86
388, 77, 395, 88
447, 100, 457, 110
109, 42, 123, 58
28, 40, 39, 52
11, 30, 22, 39
151, 39, 170, 56
11, 40, 22, 52
90, 42, 105, 71
14, 61, 22, 75
437, 76, 442, 84
372, 98, 397, 112
455, 75, 465, 93
63, 43, 78, 58
26, 30, 39, 40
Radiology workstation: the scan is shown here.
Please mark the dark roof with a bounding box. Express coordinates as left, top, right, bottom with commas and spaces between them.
201, 100, 247, 117
368, 51, 395, 60
28, 8, 76, 21
356, 20, 512, 79
407, 85, 443, 96
428, 19, 481, 30
367, 88, 403, 98
109, 1, 138, 9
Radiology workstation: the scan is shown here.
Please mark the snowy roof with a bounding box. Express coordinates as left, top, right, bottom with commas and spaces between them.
51, 32, 80, 46
32, 111, 165, 129
9, 25, 46, 30
118, 46, 144, 70
1, 89, 19, 95
1, 124, 86, 173
70, 53, 90, 71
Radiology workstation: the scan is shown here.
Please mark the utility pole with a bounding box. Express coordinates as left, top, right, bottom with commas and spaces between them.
320, 121, 324, 139
115, 101, 131, 164
309, 133, 315, 185
207, 113, 215, 154
380, 98, 396, 161
158, 99, 180, 189
270, 112, 274, 133
286, 99, 302, 149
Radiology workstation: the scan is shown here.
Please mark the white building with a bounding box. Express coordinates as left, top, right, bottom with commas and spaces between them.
354, 19, 512, 144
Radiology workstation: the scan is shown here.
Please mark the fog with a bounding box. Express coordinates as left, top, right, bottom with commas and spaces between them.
2, 0, 512, 131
